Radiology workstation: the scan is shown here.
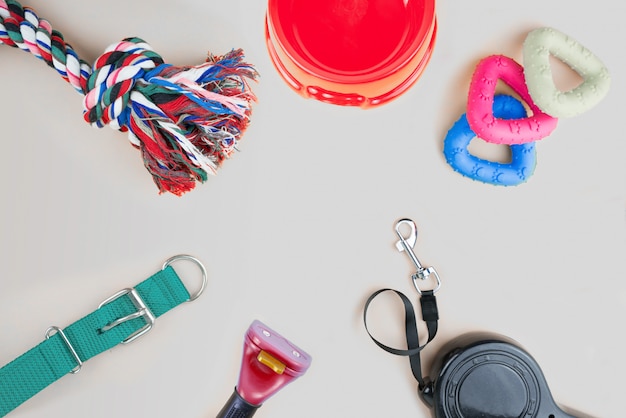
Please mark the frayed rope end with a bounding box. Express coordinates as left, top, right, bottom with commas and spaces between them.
83, 41, 259, 196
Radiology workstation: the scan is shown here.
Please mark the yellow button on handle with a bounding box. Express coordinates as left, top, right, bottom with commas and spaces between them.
257, 350, 286, 374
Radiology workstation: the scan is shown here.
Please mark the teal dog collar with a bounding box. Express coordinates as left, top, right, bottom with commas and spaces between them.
0, 255, 207, 416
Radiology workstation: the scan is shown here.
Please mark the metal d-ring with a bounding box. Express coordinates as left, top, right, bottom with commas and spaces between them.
162, 254, 208, 302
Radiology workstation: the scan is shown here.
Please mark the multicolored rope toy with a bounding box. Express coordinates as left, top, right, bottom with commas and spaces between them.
0, 0, 258, 196
444, 26, 610, 186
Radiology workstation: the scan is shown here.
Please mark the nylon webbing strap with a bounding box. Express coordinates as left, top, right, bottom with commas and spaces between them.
363, 288, 439, 388
0, 265, 191, 417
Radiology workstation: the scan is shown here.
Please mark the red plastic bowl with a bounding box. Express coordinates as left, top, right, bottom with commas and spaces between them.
265, 0, 437, 108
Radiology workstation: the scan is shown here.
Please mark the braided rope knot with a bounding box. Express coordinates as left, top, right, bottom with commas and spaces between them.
83, 38, 165, 130
83, 37, 258, 195
1, 0, 258, 196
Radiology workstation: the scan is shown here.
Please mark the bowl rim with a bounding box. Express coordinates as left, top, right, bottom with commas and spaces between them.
266, 0, 437, 84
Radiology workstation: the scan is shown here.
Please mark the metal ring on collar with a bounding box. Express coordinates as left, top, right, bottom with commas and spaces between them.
162, 254, 208, 302
523, 27, 611, 118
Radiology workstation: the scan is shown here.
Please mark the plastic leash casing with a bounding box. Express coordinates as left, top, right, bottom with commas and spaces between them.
420, 333, 577, 418
216, 320, 312, 418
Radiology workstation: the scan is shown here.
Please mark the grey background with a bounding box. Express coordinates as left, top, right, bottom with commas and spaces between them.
1, 0, 624, 417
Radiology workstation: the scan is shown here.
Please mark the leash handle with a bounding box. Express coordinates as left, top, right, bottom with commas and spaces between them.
216, 389, 260, 418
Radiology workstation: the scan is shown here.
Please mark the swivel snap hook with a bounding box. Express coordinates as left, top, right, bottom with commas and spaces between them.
394, 219, 441, 295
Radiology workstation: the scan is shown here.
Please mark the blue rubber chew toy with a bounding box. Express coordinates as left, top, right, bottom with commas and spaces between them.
444, 95, 537, 186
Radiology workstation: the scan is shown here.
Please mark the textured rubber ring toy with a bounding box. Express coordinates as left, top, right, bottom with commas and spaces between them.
466, 55, 558, 145
444, 95, 537, 186
523, 27, 611, 118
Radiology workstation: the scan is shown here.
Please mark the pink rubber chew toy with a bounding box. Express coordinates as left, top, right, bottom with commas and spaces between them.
466, 55, 558, 145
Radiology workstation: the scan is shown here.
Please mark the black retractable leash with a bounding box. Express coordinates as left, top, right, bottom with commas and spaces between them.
363, 219, 579, 418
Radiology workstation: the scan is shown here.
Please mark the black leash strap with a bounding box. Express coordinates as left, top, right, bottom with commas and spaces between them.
364, 218, 442, 388
363, 288, 439, 388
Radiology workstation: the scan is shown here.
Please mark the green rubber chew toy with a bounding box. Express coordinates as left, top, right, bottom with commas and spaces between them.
522, 27, 610, 118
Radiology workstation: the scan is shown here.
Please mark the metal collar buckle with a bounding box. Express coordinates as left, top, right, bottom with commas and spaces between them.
99, 287, 156, 344
96, 254, 208, 344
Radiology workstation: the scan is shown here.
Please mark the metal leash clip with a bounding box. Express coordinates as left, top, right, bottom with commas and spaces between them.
394, 219, 441, 294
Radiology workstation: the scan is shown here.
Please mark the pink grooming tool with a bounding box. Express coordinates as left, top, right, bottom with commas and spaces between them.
216, 320, 312, 417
